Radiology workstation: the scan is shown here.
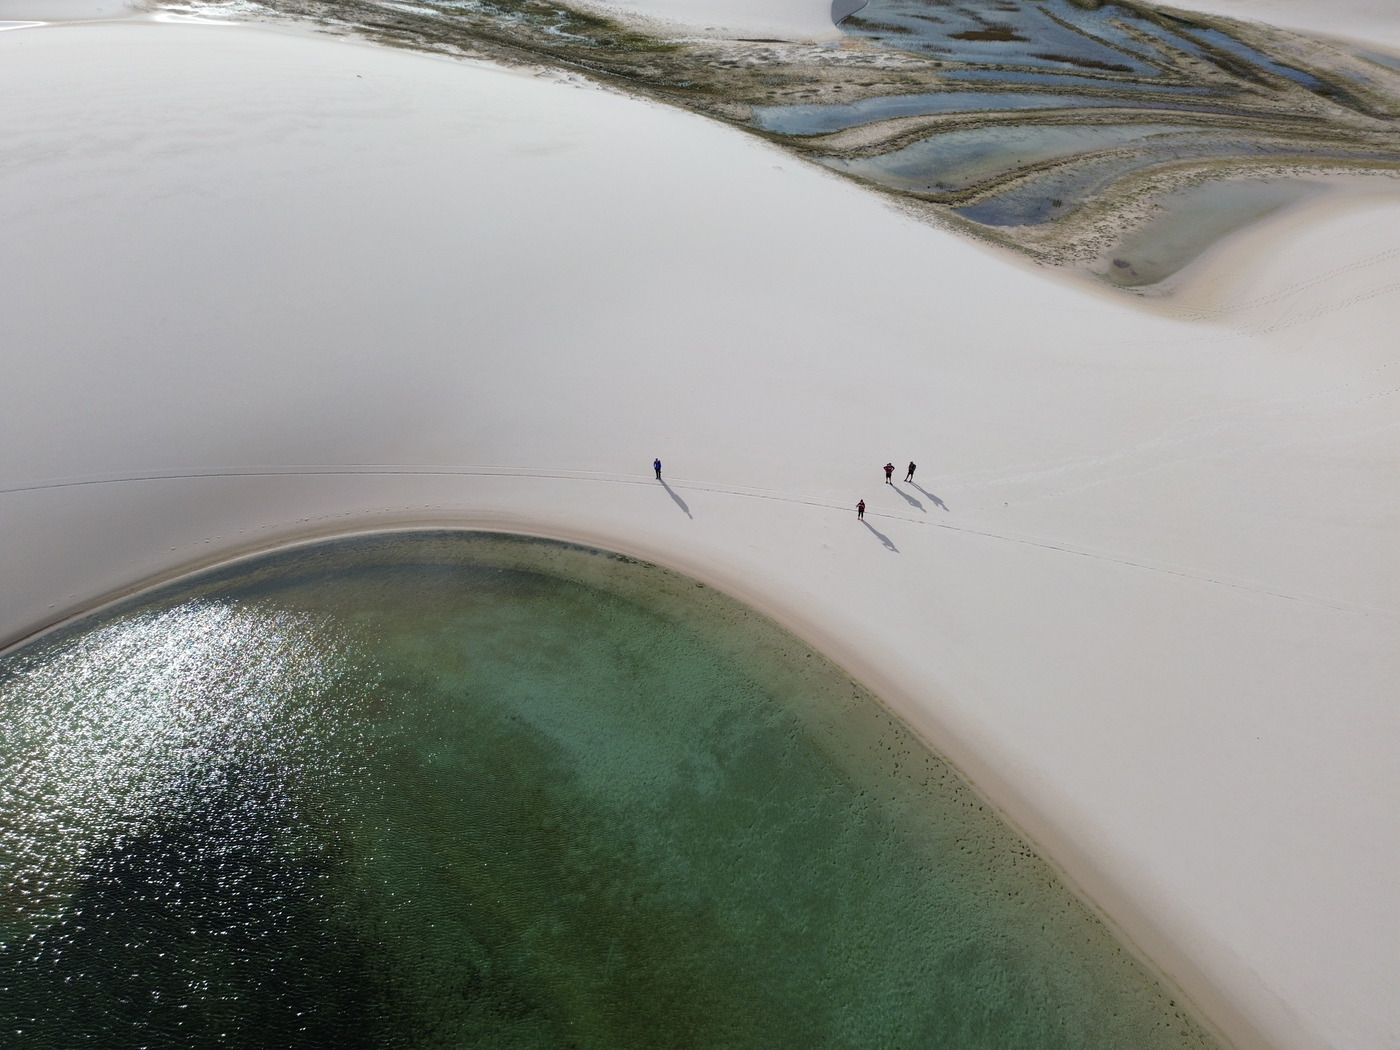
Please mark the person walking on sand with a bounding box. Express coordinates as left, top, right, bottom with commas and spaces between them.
883, 462, 895, 484
653, 458, 662, 480
905, 461, 916, 482
857, 499, 866, 520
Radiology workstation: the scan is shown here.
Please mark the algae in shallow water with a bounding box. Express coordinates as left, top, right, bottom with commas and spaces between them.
0, 531, 1222, 1049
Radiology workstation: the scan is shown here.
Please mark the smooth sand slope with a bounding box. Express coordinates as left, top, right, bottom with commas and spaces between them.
1163, 0, 1400, 52
1, 15, 1398, 1050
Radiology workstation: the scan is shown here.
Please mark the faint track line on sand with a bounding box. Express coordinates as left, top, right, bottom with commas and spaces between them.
4, 464, 1394, 620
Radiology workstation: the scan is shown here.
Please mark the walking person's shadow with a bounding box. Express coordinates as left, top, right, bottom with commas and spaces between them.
659, 478, 692, 518
862, 519, 898, 552
910, 482, 948, 511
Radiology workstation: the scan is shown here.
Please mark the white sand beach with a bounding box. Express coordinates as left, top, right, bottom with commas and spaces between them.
1, 7, 1397, 1050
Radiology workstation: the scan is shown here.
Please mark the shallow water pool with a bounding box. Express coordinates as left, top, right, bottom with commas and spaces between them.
0, 531, 1222, 1049
751, 90, 1228, 135
825, 121, 1201, 192
1098, 176, 1321, 286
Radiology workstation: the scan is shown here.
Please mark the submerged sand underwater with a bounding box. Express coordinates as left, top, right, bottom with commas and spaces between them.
0, 532, 1221, 1049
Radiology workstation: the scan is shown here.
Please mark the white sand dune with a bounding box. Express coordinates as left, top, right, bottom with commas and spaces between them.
0, 0, 138, 21
1, 13, 1397, 1050
1162, 0, 1400, 52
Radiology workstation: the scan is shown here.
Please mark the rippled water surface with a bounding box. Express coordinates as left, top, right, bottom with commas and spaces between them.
0, 532, 1221, 1049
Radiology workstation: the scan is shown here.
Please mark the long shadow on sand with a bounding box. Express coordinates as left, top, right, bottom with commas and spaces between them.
659, 479, 692, 518
891, 484, 924, 512
911, 482, 948, 511
862, 520, 898, 552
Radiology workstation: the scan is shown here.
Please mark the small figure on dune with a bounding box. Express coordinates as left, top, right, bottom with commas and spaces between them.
905, 461, 916, 482
884, 462, 894, 484
857, 499, 866, 520
654, 458, 662, 479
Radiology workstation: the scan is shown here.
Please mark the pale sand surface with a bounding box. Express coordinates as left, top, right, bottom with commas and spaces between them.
0, 0, 140, 20
1161, 0, 1400, 51
2, 18, 1398, 1050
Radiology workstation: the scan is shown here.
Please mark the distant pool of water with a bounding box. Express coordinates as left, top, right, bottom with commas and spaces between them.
1186, 26, 1327, 91
940, 68, 1218, 94
825, 122, 1200, 193
0, 531, 1222, 1049
752, 90, 1224, 135
1352, 46, 1400, 72
1098, 176, 1320, 287
839, 0, 1164, 76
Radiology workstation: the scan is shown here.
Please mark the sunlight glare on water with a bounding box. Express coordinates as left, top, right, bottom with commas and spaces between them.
1, 602, 368, 928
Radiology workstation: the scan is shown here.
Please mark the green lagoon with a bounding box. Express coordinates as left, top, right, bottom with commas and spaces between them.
0, 532, 1221, 1049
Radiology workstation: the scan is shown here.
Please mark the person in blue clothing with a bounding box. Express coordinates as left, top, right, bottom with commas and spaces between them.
653, 458, 662, 479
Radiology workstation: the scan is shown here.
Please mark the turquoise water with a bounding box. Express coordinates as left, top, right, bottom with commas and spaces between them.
0, 532, 1222, 1049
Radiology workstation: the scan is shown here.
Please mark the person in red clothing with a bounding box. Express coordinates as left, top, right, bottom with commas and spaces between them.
857, 499, 866, 520
883, 462, 895, 484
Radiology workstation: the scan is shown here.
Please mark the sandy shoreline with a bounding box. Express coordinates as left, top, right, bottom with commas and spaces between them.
1, 13, 1397, 1050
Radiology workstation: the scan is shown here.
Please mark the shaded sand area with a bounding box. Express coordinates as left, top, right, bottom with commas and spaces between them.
1, 532, 1221, 1048
0, 13, 1397, 1050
